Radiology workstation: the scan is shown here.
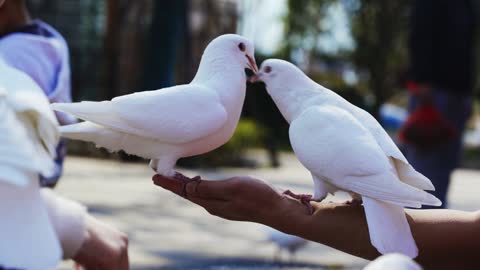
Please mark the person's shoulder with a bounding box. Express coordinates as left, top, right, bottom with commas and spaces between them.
33, 20, 68, 43
0, 19, 68, 52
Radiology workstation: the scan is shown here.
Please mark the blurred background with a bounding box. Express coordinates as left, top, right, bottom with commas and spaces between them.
24, 0, 480, 269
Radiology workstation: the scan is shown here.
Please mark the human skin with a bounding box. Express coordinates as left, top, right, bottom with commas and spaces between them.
0, 0, 31, 36
153, 174, 480, 270
73, 214, 129, 270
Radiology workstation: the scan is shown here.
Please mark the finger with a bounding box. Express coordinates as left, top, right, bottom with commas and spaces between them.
119, 249, 129, 270
185, 178, 239, 200
153, 174, 236, 200
153, 174, 225, 205
152, 174, 184, 196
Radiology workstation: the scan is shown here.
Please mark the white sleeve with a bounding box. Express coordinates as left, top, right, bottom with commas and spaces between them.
40, 188, 88, 259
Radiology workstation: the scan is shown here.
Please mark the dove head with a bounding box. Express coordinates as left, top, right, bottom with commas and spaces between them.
251, 59, 308, 87
252, 59, 320, 122
193, 34, 257, 83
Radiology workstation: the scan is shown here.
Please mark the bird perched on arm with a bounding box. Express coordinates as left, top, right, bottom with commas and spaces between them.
250, 59, 441, 258
52, 34, 258, 182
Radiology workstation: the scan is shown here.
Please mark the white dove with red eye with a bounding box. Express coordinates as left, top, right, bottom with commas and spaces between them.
252, 59, 441, 258
52, 34, 258, 178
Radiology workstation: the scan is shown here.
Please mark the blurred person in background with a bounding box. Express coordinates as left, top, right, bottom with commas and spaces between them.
0, 44, 129, 270
0, 1, 129, 268
0, 0, 77, 187
400, 0, 477, 208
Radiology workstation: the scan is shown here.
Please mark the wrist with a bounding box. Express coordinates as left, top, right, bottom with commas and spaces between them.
257, 196, 311, 235
72, 214, 93, 262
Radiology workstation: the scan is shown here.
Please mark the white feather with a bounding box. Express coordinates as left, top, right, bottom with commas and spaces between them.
261, 59, 441, 258
51, 34, 255, 176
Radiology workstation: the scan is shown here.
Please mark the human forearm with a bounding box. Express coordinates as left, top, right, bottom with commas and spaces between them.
152, 174, 479, 269
262, 198, 379, 259
41, 188, 87, 259
263, 197, 479, 268
406, 209, 479, 269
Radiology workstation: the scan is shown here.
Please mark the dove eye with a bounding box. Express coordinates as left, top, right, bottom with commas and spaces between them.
238, 42, 246, 52
264, 66, 272, 73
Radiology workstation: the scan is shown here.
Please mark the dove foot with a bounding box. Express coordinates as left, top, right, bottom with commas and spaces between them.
173, 171, 202, 197
345, 198, 363, 206
283, 190, 314, 215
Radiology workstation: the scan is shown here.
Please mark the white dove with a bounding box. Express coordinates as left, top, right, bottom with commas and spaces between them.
251, 59, 441, 258
0, 62, 62, 269
51, 34, 258, 180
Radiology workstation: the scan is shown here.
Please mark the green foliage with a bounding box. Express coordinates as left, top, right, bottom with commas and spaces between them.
224, 118, 266, 150
281, 0, 335, 58
281, 0, 411, 119
347, 0, 411, 117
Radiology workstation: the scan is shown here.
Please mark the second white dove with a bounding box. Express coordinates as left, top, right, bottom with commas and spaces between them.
253, 59, 441, 258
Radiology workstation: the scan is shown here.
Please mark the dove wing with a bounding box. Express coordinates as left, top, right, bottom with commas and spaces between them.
289, 106, 440, 207
348, 103, 435, 191
52, 84, 228, 144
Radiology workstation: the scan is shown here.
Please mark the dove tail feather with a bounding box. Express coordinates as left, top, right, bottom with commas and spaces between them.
51, 101, 112, 121
343, 171, 441, 208
59, 122, 125, 152
393, 159, 435, 191
362, 196, 419, 258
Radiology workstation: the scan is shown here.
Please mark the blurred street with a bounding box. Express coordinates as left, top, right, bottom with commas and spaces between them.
57, 152, 480, 270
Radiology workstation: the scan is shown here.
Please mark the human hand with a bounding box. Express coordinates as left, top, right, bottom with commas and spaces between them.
152, 174, 310, 227
73, 214, 129, 270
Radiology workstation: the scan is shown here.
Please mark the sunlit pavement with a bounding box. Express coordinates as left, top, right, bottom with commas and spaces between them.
57, 152, 480, 269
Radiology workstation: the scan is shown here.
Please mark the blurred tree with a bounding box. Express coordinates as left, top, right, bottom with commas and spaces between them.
281, 0, 335, 69
104, 0, 151, 99
281, 0, 410, 119
347, 0, 411, 118
143, 0, 188, 90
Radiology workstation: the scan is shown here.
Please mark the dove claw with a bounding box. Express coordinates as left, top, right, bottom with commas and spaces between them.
173, 171, 202, 198
283, 189, 314, 215
345, 198, 363, 206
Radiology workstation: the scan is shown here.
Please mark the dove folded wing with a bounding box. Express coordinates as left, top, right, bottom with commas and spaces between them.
52, 84, 228, 144
289, 106, 441, 208
349, 105, 435, 191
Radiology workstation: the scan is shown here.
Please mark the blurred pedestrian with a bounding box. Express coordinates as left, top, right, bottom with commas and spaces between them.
0, 0, 76, 187
0, 53, 129, 270
0, 2, 129, 268
401, 0, 477, 208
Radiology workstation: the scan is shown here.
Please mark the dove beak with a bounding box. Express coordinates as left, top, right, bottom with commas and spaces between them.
246, 55, 258, 73
248, 72, 261, 83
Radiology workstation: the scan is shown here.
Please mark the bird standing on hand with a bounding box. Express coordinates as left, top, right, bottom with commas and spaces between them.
52, 34, 258, 184
251, 59, 441, 258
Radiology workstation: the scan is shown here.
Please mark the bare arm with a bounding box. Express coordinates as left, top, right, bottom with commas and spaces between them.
153, 175, 480, 269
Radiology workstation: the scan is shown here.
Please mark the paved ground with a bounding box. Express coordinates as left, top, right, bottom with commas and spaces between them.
57, 151, 480, 269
